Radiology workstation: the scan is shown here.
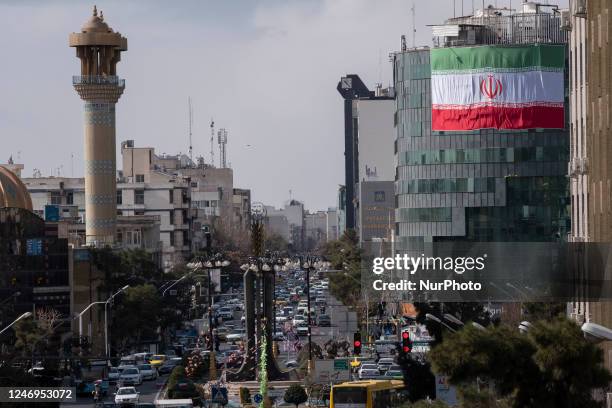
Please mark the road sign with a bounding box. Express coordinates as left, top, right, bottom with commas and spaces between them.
253, 393, 263, 404
211, 385, 228, 404
334, 359, 349, 370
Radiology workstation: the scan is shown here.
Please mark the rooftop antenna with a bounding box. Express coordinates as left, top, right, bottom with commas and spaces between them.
210, 118, 215, 167
218, 128, 228, 168
188, 97, 193, 166
411, 1, 416, 47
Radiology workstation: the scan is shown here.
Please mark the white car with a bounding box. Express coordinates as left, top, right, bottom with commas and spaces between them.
119, 367, 142, 385
359, 364, 381, 380
138, 363, 158, 380
377, 358, 395, 373
114, 386, 139, 404
292, 316, 306, 326
108, 367, 120, 382
296, 322, 309, 337
226, 329, 246, 342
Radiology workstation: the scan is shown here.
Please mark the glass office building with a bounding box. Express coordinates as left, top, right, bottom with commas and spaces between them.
393, 7, 570, 251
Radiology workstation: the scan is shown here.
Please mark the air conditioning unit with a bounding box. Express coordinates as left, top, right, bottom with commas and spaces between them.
575, 0, 586, 18
560, 9, 572, 31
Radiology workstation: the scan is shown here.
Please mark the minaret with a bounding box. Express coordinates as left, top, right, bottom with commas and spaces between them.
69, 6, 127, 246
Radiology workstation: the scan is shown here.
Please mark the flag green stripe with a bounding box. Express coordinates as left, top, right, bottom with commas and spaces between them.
431, 44, 565, 72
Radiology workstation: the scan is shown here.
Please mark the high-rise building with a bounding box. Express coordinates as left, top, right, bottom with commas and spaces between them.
393, 4, 570, 251
69, 6, 127, 247
567, 0, 612, 390
337, 76, 395, 231
337, 76, 395, 243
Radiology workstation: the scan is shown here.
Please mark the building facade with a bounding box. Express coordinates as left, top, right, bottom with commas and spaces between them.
393, 5, 571, 251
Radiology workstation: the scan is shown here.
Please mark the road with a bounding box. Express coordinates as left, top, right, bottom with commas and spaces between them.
60, 374, 168, 408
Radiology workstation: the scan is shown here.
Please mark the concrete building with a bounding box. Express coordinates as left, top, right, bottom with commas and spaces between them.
566, 0, 612, 392
337, 76, 395, 231
326, 207, 339, 242
305, 211, 328, 250
70, 7, 127, 247
393, 4, 570, 251
337, 77, 396, 243
264, 200, 305, 250
20, 140, 250, 269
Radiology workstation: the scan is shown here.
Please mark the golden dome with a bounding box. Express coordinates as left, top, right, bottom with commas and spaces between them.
0, 165, 32, 211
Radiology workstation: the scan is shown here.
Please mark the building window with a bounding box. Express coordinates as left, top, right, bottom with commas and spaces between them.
169, 190, 174, 204
135, 209, 145, 216
135, 190, 144, 205
116, 230, 123, 243
135, 174, 145, 183
374, 191, 386, 202
183, 231, 189, 246
190, 182, 198, 188
182, 190, 189, 204
169, 232, 175, 247
169, 210, 174, 225
66, 191, 74, 205
117, 190, 122, 205
50, 192, 62, 205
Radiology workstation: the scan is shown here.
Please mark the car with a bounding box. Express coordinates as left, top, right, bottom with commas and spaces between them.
149, 354, 166, 367
385, 369, 403, 379
284, 359, 299, 368
273, 330, 286, 341
315, 297, 326, 306
377, 357, 395, 373
218, 307, 234, 320
138, 364, 158, 380
165, 349, 178, 358
226, 329, 246, 342
216, 328, 228, 341
158, 360, 180, 375
296, 322, 309, 336
358, 364, 380, 380
317, 314, 331, 327
119, 367, 142, 385
114, 386, 139, 404
108, 367, 120, 382
292, 316, 306, 326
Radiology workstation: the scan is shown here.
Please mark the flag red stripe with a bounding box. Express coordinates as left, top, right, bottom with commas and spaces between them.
432, 105, 564, 130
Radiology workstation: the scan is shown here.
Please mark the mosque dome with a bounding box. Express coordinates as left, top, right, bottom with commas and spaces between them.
0, 165, 33, 211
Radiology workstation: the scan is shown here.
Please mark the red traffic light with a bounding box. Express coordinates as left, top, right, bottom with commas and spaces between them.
403, 346, 410, 353
354, 340, 361, 347
402, 331, 409, 339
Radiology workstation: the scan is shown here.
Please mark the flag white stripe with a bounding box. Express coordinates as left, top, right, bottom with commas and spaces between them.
432, 70, 564, 106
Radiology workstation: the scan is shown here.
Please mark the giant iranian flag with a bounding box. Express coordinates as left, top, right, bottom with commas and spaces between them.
431, 44, 565, 131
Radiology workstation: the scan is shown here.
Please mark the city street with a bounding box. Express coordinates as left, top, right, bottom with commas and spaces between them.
61, 375, 168, 408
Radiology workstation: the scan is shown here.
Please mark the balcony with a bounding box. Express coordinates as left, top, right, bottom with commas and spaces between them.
72, 75, 125, 87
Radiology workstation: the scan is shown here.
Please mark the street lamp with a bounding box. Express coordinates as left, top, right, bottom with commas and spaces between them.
187, 253, 230, 381
105, 285, 129, 361
77, 285, 129, 359
162, 273, 193, 297
0, 312, 32, 335
425, 313, 457, 333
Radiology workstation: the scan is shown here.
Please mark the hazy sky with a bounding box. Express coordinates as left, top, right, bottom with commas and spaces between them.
0, 0, 568, 211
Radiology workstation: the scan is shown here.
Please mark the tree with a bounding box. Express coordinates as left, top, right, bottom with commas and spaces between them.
396, 348, 435, 402
284, 384, 308, 408
265, 233, 289, 252
429, 318, 612, 408
322, 230, 362, 308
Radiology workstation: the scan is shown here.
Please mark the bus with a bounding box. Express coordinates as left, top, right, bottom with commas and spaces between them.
330, 380, 405, 408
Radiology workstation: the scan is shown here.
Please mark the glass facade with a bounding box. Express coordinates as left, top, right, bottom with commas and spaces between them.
394, 48, 570, 249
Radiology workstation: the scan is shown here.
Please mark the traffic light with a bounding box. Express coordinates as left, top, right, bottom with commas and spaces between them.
401, 331, 412, 354
353, 332, 362, 356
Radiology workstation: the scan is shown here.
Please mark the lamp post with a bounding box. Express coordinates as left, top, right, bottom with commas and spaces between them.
77, 285, 129, 358
289, 255, 330, 375
0, 312, 32, 336
187, 254, 230, 381
105, 285, 129, 361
